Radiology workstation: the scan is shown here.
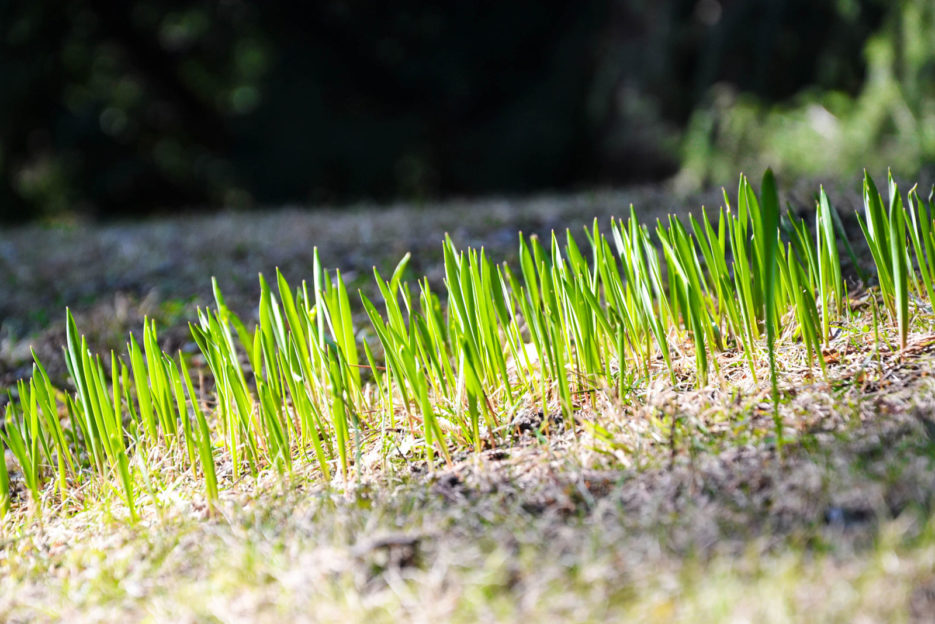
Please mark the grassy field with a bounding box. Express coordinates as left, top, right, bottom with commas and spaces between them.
2, 172, 935, 622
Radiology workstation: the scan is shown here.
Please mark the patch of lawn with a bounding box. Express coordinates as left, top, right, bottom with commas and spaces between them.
2, 170, 935, 620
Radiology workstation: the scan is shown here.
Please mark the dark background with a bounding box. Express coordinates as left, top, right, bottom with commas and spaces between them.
1, 0, 931, 222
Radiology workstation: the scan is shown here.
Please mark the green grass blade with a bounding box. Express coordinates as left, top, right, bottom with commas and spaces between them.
760, 169, 782, 439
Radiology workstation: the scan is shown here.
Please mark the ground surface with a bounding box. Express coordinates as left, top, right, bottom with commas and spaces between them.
2, 182, 935, 622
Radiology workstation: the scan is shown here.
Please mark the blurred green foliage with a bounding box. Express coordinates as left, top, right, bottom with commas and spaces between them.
0, 0, 929, 221
680, 0, 935, 186
0, 0, 269, 218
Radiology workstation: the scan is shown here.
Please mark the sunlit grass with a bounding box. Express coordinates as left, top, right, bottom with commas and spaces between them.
2, 170, 934, 527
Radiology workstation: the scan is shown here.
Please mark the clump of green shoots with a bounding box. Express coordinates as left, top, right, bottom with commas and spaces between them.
1, 170, 933, 526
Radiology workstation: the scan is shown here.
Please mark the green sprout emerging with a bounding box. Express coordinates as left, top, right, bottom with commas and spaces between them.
1, 171, 932, 525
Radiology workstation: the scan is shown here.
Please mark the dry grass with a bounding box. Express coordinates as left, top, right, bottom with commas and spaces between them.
2, 299, 935, 622
2, 183, 935, 622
